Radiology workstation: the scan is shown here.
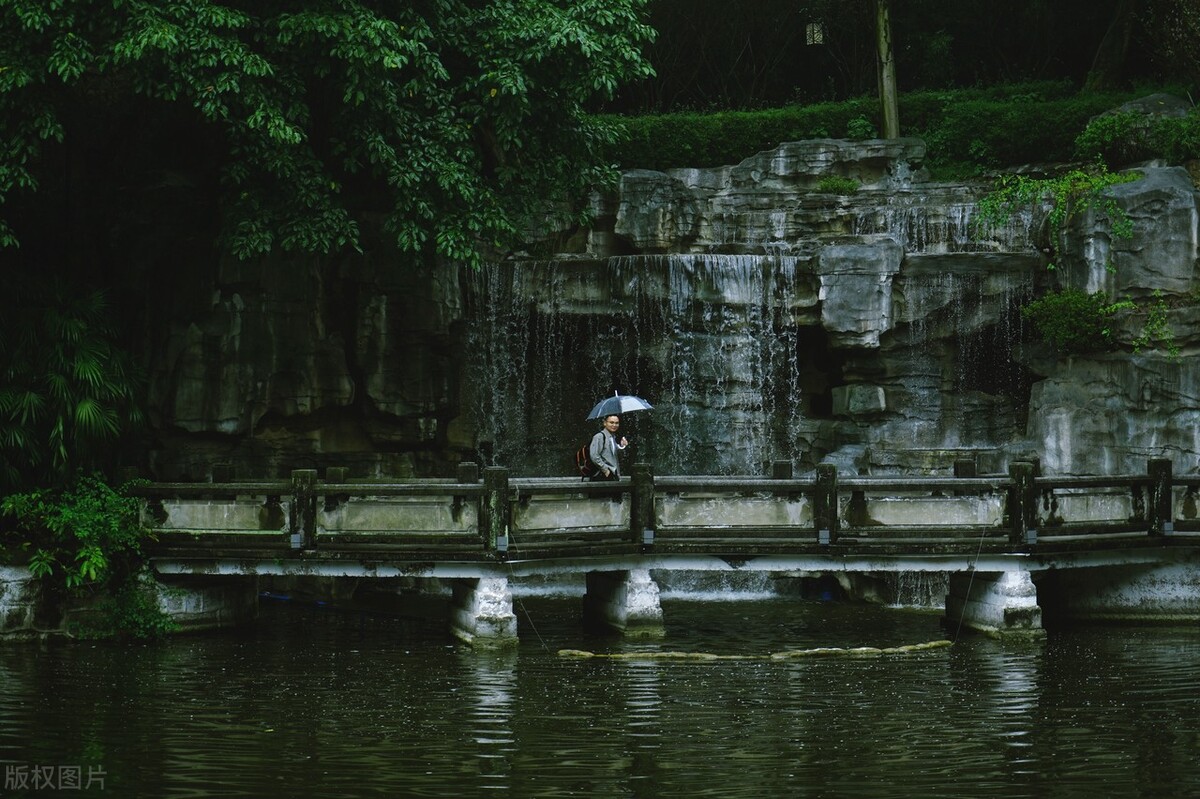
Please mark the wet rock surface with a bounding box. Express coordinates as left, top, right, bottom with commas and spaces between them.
141, 128, 1200, 479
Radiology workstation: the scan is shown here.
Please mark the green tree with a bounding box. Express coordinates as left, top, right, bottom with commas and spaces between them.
874, 0, 899, 138
0, 0, 655, 266
1141, 0, 1200, 86
1, 473, 178, 639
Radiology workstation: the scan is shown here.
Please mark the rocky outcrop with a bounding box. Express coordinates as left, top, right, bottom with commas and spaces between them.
1061, 166, 1200, 299
138, 110, 1200, 479
145, 255, 468, 479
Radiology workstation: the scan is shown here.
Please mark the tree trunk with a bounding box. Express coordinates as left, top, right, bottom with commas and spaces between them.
1084, 0, 1136, 92
875, 0, 900, 138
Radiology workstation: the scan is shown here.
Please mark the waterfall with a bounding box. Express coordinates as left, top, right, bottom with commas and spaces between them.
463, 255, 808, 476
653, 570, 779, 600
851, 188, 1038, 254
884, 571, 950, 609
874, 263, 1036, 467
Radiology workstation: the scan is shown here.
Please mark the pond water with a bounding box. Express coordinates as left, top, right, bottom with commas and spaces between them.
1, 593, 1198, 798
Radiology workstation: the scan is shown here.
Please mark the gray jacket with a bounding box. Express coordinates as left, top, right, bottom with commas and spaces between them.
589, 429, 624, 477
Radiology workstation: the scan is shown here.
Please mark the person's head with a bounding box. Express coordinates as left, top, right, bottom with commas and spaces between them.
603, 415, 620, 432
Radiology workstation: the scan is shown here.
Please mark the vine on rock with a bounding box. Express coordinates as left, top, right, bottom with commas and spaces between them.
978, 163, 1181, 358
976, 162, 1140, 270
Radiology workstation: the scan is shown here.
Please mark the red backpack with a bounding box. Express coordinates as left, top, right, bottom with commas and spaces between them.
575, 442, 595, 479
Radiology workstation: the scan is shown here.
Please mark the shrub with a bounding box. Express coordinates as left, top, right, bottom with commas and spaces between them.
596, 83, 1179, 175
1131, 291, 1179, 358
1, 474, 175, 639
846, 115, 877, 140
815, 176, 860, 194
1075, 109, 1200, 166
70, 571, 180, 640
1021, 289, 1132, 353
0, 279, 144, 493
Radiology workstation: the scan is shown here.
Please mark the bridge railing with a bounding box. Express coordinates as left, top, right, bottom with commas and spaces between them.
132, 457, 1194, 562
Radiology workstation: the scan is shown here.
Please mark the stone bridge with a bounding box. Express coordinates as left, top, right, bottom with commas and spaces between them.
124, 456, 1200, 645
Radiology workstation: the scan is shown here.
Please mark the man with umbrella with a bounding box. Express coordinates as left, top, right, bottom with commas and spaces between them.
588, 415, 628, 480
585, 392, 652, 480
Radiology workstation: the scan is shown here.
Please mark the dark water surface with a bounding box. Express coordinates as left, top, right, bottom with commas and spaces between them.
1, 595, 1198, 798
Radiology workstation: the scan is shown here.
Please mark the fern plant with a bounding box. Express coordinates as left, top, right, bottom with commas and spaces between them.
0, 278, 143, 492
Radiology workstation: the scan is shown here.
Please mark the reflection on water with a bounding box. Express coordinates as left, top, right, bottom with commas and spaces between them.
462, 648, 518, 792
0, 597, 1198, 797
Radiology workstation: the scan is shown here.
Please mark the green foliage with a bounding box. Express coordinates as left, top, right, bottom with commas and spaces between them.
601, 82, 1163, 173
975, 163, 1141, 268
1021, 289, 1133, 354
1, 474, 148, 590
1075, 108, 1200, 166
845, 115, 876, 141
815, 176, 859, 194
70, 571, 180, 640
0, 277, 143, 492
602, 96, 878, 169
911, 87, 1136, 173
1023, 288, 1181, 360
1131, 291, 1179, 358
1, 474, 174, 638
0, 0, 656, 266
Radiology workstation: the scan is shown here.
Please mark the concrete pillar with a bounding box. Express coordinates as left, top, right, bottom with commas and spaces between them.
152, 576, 260, 633
945, 569, 1044, 638
450, 577, 517, 647
0, 566, 46, 638
1040, 562, 1200, 623
583, 568, 663, 637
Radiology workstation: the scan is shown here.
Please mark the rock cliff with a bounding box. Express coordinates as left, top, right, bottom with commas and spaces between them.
141, 132, 1200, 479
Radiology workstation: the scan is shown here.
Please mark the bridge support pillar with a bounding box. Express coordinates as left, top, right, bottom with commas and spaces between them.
450, 577, 518, 647
583, 569, 664, 637
945, 570, 1044, 638
149, 575, 260, 633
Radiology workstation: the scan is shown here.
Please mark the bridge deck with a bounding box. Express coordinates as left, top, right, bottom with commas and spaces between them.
134, 458, 1200, 576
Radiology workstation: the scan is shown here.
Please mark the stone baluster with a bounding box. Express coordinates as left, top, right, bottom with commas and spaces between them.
813, 463, 838, 545
1007, 461, 1037, 546
630, 462, 655, 549
324, 466, 348, 512
452, 462, 480, 526
1148, 458, 1173, 536
481, 466, 511, 558
953, 457, 976, 496
290, 468, 317, 550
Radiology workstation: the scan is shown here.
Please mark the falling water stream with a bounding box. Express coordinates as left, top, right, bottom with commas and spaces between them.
464, 254, 811, 476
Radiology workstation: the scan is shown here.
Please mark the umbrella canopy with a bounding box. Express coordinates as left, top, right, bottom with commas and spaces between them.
586, 392, 654, 421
